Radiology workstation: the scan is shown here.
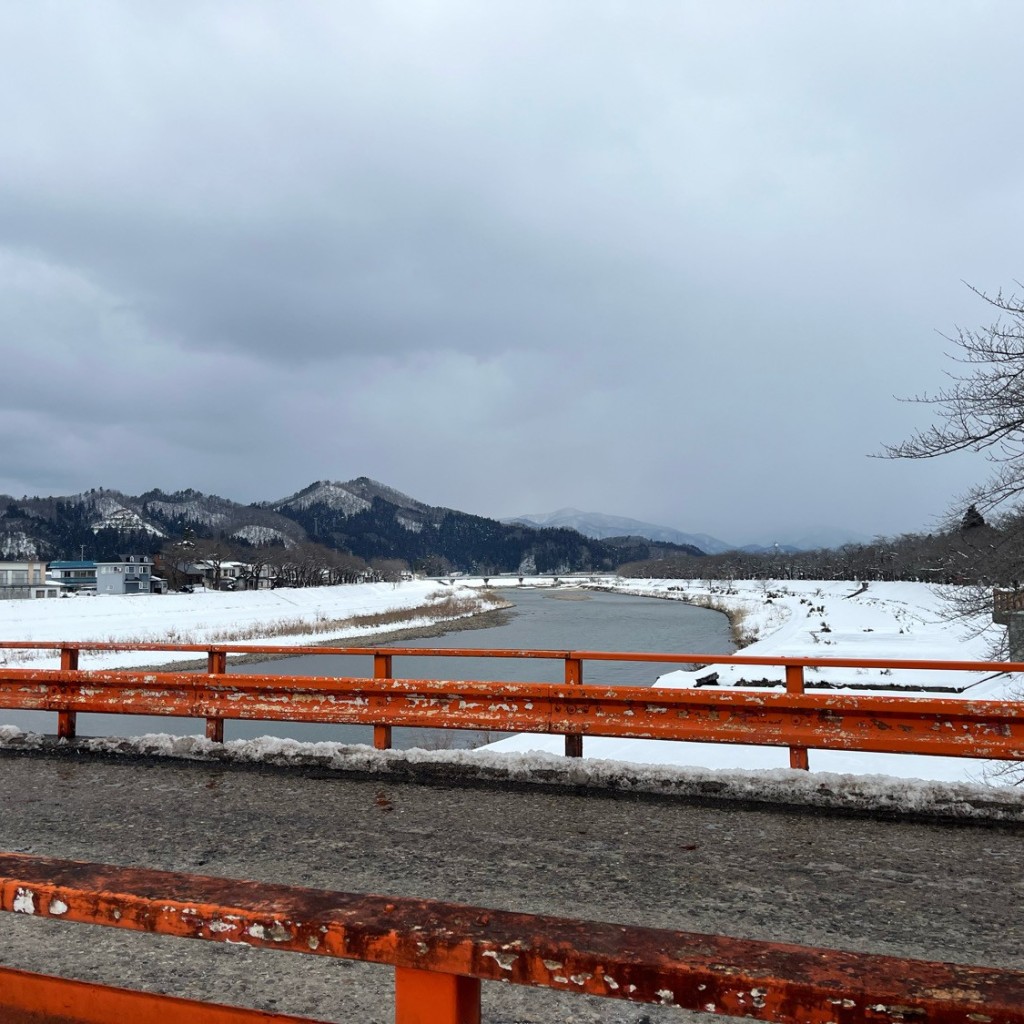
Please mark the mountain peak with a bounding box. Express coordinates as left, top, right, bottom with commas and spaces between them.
341, 477, 423, 510
274, 480, 371, 514
272, 478, 426, 515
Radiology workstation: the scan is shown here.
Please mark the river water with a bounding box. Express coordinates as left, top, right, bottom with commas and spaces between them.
6, 587, 734, 747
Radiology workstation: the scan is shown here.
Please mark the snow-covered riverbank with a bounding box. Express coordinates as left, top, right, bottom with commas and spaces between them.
598, 578, 1004, 687
0, 581, 508, 671
1, 576, 1021, 791
486, 578, 1022, 785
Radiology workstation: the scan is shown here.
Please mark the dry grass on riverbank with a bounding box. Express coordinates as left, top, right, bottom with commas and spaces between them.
682, 593, 757, 648
0, 589, 513, 667
148, 589, 510, 645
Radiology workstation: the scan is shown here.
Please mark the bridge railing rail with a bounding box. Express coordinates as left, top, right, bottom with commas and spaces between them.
1, 641, 1023, 769
2, 851, 1023, 1024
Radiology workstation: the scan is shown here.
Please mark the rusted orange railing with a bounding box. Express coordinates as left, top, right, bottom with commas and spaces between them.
1, 642, 1023, 770
0, 965, 325, 1023
2, 852, 1023, 1024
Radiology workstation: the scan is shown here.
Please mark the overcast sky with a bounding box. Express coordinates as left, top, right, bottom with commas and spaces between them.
3, 2, 1023, 545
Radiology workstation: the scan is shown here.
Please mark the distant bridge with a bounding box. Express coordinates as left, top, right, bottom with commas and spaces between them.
425, 573, 613, 587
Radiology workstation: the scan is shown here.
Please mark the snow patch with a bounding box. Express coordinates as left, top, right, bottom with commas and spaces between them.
281, 482, 371, 514
146, 500, 229, 528
232, 525, 292, 546
92, 507, 164, 537
0, 531, 38, 558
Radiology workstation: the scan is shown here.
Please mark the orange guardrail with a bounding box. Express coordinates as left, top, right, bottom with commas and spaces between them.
3, 852, 1023, 1024
0, 965, 324, 1024
0, 642, 1023, 769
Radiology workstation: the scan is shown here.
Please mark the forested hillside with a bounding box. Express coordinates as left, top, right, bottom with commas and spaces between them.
0, 478, 703, 575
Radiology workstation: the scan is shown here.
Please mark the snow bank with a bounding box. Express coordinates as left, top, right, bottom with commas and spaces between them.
485, 579, 1024, 786
0, 581, 497, 670
2, 725, 1021, 822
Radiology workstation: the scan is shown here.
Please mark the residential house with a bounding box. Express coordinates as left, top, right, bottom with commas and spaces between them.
183, 559, 275, 591
0, 560, 59, 599
168, 560, 231, 591
95, 554, 155, 595
247, 563, 276, 590
215, 560, 245, 589
47, 560, 97, 592
219, 560, 276, 590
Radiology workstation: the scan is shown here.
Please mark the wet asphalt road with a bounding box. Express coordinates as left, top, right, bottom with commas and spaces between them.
1, 750, 1022, 1023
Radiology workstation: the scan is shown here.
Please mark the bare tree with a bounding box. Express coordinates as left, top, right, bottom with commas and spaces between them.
369, 558, 409, 583
878, 284, 1024, 621
264, 542, 367, 588
189, 538, 237, 590
157, 538, 196, 592
327, 550, 368, 585
883, 284, 1024, 783
237, 544, 276, 590
881, 283, 1024, 524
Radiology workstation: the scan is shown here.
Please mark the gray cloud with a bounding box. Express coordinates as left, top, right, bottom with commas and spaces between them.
1, 2, 1021, 542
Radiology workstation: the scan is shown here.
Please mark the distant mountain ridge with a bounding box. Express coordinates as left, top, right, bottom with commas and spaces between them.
0, 479, 867, 570
0, 478, 702, 574
504, 508, 871, 553
504, 508, 734, 553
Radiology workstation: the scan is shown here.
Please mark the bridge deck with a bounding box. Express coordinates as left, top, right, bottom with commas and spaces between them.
1, 749, 1021, 1023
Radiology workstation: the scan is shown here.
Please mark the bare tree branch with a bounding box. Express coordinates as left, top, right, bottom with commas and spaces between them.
879, 284, 1024, 517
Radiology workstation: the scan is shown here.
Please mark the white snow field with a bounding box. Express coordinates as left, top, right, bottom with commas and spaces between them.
0, 580, 502, 671
485, 578, 1022, 786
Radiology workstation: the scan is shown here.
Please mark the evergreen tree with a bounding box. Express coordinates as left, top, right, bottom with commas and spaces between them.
961, 504, 986, 531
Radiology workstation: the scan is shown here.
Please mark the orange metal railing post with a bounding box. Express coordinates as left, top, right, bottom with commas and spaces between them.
564, 655, 584, 758
8, 641, 1024, 767
58, 646, 79, 740
785, 663, 809, 770
373, 653, 393, 750
394, 967, 481, 1024
205, 651, 227, 743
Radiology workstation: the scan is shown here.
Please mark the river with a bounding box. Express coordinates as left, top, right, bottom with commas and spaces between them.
5, 587, 734, 747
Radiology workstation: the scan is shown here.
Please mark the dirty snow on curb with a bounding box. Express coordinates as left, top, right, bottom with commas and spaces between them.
2, 725, 1022, 822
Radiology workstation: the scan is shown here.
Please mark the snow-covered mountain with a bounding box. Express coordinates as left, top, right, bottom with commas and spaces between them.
268, 480, 658, 572
504, 509, 872, 553
0, 478, 872, 565
273, 480, 372, 516
503, 508, 732, 554
271, 478, 422, 515
0, 487, 307, 560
